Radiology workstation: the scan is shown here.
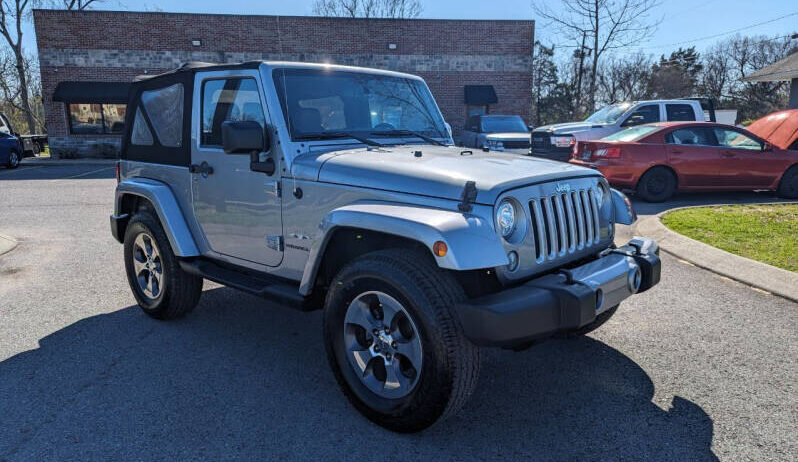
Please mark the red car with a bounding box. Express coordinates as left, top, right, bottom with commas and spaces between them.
569, 119, 798, 202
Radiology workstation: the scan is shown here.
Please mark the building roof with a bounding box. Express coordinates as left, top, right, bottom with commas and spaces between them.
744, 52, 798, 82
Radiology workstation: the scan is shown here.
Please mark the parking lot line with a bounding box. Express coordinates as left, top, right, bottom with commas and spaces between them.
60, 166, 115, 180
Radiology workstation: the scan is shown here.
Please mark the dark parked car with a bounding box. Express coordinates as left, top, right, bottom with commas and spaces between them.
569, 122, 798, 202
459, 114, 531, 154
0, 115, 23, 169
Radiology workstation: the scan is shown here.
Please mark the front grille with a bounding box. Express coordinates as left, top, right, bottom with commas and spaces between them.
529, 188, 601, 262
502, 140, 531, 150
532, 134, 550, 150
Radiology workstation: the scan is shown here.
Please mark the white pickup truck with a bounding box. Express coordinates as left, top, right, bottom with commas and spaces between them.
532, 98, 714, 161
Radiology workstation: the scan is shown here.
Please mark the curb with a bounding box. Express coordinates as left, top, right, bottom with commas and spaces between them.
634, 203, 798, 303
0, 233, 18, 257
20, 158, 116, 167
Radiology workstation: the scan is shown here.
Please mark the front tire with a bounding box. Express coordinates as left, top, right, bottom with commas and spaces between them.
777, 165, 798, 199
323, 249, 480, 433
636, 167, 676, 202
6, 149, 20, 169
123, 210, 203, 319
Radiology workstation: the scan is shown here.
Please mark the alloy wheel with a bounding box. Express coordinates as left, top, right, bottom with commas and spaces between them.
131, 232, 165, 300
343, 291, 423, 399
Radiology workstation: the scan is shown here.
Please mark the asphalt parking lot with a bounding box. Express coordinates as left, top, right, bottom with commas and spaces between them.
1, 164, 796, 461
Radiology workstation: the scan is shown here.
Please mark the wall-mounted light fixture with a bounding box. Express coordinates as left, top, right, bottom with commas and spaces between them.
388, 43, 397, 50
192, 39, 202, 47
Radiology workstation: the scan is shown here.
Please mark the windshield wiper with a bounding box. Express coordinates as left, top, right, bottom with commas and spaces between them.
294, 131, 385, 147
371, 129, 447, 146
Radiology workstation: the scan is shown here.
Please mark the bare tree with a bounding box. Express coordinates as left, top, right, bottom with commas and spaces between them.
59, 0, 101, 9
533, 0, 660, 111
597, 52, 651, 104
313, 0, 422, 18
0, 0, 36, 133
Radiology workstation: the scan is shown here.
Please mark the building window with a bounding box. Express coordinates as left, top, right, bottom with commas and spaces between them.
67, 103, 127, 135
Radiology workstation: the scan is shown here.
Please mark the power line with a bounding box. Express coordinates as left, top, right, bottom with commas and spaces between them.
546, 11, 797, 52
637, 11, 798, 50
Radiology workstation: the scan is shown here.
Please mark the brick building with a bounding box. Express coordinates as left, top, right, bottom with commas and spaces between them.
33, 9, 534, 158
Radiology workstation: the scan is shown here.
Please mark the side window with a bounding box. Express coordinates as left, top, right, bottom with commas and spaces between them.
623, 104, 660, 127
666, 104, 696, 122
465, 116, 478, 131
667, 127, 716, 146
201, 78, 265, 146
131, 108, 154, 146
713, 128, 762, 151
141, 83, 184, 147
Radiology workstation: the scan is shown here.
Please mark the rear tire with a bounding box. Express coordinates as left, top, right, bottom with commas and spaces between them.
777, 165, 798, 199
6, 149, 20, 169
123, 209, 203, 319
636, 167, 676, 202
323, 249, 480, 433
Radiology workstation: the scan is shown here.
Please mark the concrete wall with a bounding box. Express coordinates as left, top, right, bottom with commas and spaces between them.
33, 10, 534, 158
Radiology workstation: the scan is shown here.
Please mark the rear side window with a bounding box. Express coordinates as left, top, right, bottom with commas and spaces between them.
667, 127, 716, 146
666, 104, 696, 122
201, 78, 265, 147
713, 128, 762, 151
131, 108, 154, 146
141, 84, 184, 147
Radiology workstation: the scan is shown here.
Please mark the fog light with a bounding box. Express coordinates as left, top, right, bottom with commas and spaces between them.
628, 267, 642, 293
507, 251, 519, 271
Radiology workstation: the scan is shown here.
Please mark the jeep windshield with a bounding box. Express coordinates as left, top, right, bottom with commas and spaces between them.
273, 68, 449, 144
585, 102, 634, 124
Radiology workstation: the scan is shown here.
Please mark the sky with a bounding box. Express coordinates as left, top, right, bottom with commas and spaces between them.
22, 0, 798, 58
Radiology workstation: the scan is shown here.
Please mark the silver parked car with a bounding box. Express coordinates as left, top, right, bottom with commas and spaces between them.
111, 61, 661, 432
460, 114, 531, 154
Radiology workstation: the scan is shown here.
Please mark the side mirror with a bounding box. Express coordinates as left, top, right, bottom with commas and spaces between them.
527, 125, 534, 131
222, 120, 266, 154
222, 120, 275, 175
762, 141, 773, 152
622, 115, 645, 127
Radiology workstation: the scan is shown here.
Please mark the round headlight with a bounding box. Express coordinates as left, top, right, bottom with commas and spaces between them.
496, 200, 516, 237
596, 181, 608, 208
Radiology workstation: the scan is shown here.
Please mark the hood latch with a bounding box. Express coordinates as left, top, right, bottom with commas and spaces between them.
458, 181, 478, 213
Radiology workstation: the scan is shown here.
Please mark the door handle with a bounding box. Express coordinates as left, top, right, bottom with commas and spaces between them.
190, 161, 214, 178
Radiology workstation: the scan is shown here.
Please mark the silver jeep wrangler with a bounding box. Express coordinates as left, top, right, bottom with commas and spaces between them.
111, 61, 661, 432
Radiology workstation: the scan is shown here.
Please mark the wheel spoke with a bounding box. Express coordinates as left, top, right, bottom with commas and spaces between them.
132, 256, 147, 275
377, 293, 403, 332
397, 338, 423, 372
361, 363, 384, 394
345, 298, 377, 332
349, 349, 372, 373
383, 360, 409, 392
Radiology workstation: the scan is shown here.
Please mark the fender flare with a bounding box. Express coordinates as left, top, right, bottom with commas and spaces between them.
115, 178, 200, 257
610, 188, 637, 225
299, 202, 508, 295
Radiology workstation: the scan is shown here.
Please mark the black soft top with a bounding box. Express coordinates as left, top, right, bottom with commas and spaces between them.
121, 61, 261, 166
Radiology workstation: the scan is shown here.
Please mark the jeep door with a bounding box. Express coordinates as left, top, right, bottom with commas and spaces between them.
190, 71, 283, 267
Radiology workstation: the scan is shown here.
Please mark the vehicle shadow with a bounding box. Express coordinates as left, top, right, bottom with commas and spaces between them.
0, 287, 717, 461
0, 164, 115, 181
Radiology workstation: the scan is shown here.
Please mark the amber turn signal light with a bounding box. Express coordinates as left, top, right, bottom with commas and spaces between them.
433, 241, 448, 257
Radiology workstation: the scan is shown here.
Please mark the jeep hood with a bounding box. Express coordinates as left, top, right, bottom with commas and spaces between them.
296, 145, 600, 205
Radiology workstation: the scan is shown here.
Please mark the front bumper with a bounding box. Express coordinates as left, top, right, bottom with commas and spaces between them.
456, 237, 661, 347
